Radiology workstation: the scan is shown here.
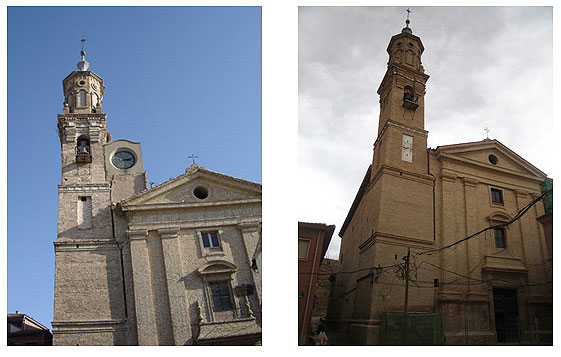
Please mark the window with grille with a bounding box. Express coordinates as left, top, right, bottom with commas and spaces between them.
210, 281, 233, 312
491, 188, 504, 205
494, 228, 506, 248
202, 232, 220, 248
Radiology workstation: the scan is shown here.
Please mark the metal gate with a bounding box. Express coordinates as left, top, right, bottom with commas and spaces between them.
380, 312, 444, 345
493, 288, 520, 343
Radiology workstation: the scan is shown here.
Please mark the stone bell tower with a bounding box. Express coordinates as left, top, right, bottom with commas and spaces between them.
52, 41, 128, 345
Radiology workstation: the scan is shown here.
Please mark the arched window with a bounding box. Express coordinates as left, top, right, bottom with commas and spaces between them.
76, 137, 91, 163
403, 85, 414, 101
79, 90, 86, 107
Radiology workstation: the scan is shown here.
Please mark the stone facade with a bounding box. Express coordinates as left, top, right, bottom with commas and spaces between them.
53, 54, 261, 346
327, 23, 552, 345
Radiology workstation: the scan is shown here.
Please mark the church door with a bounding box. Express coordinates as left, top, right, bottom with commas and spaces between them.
493, 288, 520, 343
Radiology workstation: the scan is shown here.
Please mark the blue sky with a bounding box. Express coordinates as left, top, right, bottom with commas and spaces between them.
7, 6, 261, 329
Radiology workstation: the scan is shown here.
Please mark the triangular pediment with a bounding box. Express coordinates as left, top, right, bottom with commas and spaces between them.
436, 139, 547, 180
120, 165, 261, 207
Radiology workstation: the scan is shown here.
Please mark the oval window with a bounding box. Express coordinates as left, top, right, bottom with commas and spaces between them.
488, 154, 498, 165
193, 186, 209, 199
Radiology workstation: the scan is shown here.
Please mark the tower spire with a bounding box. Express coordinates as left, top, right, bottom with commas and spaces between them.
77, 38, 90, 71
402, 8, 413, 34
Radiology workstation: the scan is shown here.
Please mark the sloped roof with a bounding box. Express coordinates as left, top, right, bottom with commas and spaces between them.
298, 222, 336, 263
118, 164, 261, 207
339, 165, 371, 238
435, 139, 547, 179
339, 139, 548, 238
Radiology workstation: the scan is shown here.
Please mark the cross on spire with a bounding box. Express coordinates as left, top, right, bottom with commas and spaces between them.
80, 38, 87, 58
188, 154, 199, 166
405, 8, 411, 27
484, 127, 490, 139
77, 38, 90, 71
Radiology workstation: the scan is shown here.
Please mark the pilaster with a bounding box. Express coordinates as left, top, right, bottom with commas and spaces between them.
439, 170, 457, 288
157, 228, 192, 345
236, 222, 262, 306
127, 229, 158, 345
462, 177, 481, 286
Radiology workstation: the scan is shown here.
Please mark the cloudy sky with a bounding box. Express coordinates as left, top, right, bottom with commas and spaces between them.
299, 6, 554, 260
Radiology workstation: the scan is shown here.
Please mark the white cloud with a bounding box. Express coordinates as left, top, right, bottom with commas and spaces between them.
298, 6, 554, 260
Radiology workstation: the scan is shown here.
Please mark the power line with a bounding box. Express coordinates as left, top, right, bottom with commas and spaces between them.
301, 189, 551, 279
413, 188, 551, 257
308, 189, 552, 303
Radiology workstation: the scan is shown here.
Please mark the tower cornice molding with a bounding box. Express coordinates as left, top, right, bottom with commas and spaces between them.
57, 113, 107, 120
63, 70, 104, 84
58, 183, 111, 192
377, 65, 429, 95
373, 119, 428, 150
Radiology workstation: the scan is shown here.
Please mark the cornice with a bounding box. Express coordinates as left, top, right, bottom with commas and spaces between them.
359, 231, 435, 254
58, 183, 111, 192
373, 120, 428, 150
126, 217, 261, 232
57, 113, 107, 121
54, 239, 118, 252
121, 197, 262, 212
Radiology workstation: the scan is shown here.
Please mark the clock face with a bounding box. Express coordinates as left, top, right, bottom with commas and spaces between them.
401, 134, 413, 163
112, 150, 136, 169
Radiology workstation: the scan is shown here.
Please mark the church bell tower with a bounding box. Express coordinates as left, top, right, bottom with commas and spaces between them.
369, 16, 434, 242
52, 41, 128, 345
373, 17, 430, 177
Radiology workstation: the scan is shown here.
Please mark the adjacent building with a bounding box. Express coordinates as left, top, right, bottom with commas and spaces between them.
298, 222, 335, 345
326, 19, 552, 345
52, 49, 261, 345
8, 312, 53, 346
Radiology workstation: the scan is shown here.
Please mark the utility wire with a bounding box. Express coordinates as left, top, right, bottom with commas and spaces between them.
305, 188, 552, 304
413, 188, 551, 257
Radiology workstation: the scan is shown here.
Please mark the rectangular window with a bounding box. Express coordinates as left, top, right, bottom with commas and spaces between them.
494, 228, 506, 248
210, 281, 233, 312
491, 188, 504, 205
298, 238, 310, 260
77, 196, 92, 229
202, 232, 220, 248
79, 90, 86, 107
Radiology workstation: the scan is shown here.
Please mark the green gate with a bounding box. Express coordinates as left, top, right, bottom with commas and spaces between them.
380, 312, 444, 345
